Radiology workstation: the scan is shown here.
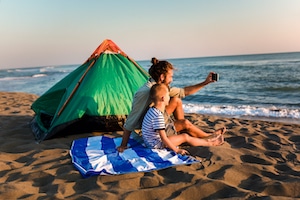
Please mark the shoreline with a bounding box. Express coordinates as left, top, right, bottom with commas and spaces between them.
1, 91, 300, 199
199, 113, 300, 126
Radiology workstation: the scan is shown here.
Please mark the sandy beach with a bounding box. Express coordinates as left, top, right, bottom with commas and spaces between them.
0, 91, 299, 199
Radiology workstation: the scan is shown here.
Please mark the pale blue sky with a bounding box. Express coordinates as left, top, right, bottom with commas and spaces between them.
1, 0, 300, 69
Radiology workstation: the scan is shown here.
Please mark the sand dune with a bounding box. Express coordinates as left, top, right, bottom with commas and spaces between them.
0, 92, 299, 199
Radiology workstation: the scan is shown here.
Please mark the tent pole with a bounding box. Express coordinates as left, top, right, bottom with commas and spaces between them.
57, 58, 97, 116
126, 56, 149, 76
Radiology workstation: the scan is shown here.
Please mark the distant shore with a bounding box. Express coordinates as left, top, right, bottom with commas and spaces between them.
1, 91, 299, 199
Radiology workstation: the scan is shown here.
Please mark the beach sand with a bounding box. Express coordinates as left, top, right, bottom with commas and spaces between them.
0, 91, 299, 199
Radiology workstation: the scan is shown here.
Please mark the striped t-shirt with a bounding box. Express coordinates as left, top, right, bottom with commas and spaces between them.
142, 107, 165, 148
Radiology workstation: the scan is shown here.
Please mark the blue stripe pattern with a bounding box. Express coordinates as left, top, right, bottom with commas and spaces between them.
70, 136, 200, 178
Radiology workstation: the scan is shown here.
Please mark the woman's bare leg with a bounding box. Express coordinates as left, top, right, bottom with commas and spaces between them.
165, 97, 184, 120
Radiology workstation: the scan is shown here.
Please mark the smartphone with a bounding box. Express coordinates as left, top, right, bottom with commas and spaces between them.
212, 73, 219, 81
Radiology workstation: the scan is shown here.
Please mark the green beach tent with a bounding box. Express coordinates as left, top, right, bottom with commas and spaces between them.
31, 39, 149, 141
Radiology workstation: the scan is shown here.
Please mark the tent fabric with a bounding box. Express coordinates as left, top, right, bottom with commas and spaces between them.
31, 39, 149, 142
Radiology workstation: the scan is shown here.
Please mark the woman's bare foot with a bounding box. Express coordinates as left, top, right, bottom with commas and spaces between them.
206, 127, 226, 142
207, 133, 224, 144
211, 134, 224, 146
214, 127, 226, 135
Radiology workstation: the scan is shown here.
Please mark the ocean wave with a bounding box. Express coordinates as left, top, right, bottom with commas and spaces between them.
263, 86, 300, 92
0, 73, 47, 80
0, 76, 31, 80
32, 74, 47, 78
183, 103, 300, 122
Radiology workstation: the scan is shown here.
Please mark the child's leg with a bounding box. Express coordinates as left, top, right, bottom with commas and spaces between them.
174, 119, 212, 138
168, 133, 224, 147
167, 133, 190, 146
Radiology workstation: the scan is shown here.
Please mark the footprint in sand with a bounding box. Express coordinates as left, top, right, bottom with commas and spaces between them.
240, 155, 272, 165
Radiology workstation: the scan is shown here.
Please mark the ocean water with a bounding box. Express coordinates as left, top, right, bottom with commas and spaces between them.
1, 52, 300, 124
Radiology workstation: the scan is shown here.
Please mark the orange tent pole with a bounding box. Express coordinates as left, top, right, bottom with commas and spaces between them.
57, 58, 97, 117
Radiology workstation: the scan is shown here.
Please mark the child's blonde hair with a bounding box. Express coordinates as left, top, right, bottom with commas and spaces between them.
150, 83, 168, 101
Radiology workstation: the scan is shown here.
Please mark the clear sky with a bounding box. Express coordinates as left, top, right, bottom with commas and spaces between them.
1, 0, 300, 69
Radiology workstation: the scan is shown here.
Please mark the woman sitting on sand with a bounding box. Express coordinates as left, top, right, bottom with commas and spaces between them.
142, 83, 225, 155
118, 57, 226, 152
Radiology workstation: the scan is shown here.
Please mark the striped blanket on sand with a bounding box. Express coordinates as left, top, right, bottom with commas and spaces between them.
70, 135, 199, 177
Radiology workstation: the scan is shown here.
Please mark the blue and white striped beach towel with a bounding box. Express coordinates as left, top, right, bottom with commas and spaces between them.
70, 135, 199, 177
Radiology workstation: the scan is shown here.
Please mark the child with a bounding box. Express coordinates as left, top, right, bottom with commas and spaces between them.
142, 83, 224, 155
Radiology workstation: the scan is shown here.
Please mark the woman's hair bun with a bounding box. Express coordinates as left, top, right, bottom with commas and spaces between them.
151, 57, 159, 65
